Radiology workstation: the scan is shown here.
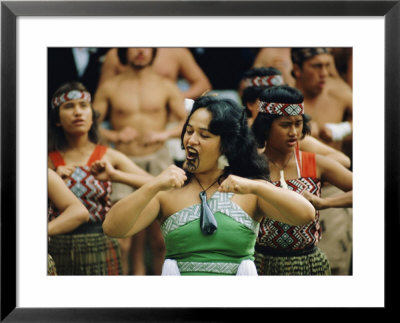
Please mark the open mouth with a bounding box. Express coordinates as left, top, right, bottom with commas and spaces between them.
186, 147, 199, 160
184, 146, 200, 171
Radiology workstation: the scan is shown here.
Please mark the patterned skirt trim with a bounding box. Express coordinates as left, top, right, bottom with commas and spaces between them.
255, 247, 331, 276
161, 259, 258, 275
48, 233, 122, 275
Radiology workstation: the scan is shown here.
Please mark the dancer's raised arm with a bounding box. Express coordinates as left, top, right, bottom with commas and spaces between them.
218, 175, 315, 226
103, 165, 187, 238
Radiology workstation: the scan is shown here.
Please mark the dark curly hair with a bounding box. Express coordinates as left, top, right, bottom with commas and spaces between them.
181, 95, 270, 182
251, 85, 311, 149
48, 81, 100, 152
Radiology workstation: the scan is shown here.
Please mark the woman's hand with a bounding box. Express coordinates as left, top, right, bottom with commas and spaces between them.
218, 175, 254, 195
90, 160, 115, 181
56, 165, 75, 179
301, 191, 325, 210
156, 165, 187, 191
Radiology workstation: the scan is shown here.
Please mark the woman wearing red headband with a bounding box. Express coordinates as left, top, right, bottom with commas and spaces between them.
251, 85, 353, 275
47, 81, 153, 275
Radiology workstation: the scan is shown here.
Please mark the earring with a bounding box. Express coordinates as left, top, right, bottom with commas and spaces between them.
218, 155, 229, 169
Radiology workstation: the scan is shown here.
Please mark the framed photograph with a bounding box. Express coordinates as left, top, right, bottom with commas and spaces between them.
1, 0, 398, 321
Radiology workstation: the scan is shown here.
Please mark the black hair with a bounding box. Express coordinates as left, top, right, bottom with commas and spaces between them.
117, 48, 158, 66
241, 67, 283, 116
251, 85, 311, 148
290, 47, 331, 79
48, 81, 100, 152
181, 95, 270, 182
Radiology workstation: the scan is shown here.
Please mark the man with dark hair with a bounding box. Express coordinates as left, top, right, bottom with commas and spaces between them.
291, 47, 353, 275
291, 48, 353, 153
93, 47, 187, 276
99, 47, 211, 99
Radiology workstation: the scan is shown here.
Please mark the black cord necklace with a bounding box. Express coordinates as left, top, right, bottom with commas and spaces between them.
193, 176, 219, 235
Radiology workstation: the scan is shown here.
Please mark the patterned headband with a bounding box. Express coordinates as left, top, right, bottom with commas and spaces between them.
291, 48, 330, 65
243, 75, 284, 88
51, 90, 91, 109
259, 101, 304, 116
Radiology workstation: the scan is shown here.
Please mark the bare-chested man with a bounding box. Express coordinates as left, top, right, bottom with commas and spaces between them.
98, 47, 212, 166
93, 48, 187, 275
98, 47, 212, 99
291, 48, 353, 153
291, 48, 353, 275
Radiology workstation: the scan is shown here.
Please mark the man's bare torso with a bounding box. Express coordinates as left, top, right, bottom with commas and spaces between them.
304, 78, 352, 151
106, 72, 172, 156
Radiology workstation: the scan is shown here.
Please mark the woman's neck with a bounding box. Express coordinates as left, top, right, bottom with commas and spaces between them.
64, 134, 94, 151
265, 147, 294, 169
192, 169, 224, 190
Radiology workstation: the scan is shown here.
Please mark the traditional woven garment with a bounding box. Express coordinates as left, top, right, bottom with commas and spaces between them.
48, 145, 111, 223
161, 191, 259, 275
48, 145, 122, 275
255, 148, 331, 275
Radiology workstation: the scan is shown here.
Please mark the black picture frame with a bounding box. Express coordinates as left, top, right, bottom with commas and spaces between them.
1, 0, 398, 321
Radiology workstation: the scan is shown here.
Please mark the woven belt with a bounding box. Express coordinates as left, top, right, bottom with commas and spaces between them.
68, 222, 103, 235
255, 244, 317, 257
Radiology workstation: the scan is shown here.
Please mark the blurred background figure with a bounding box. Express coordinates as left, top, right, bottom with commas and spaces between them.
251, 47, 296, 87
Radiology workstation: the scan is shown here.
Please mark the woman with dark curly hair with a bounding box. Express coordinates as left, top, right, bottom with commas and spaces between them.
48, 81, 153, 275
251, 85, 353, 275
103, 95, 315, 275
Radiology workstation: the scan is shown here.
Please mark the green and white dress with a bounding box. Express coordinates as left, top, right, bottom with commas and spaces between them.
160, 191, 259, 275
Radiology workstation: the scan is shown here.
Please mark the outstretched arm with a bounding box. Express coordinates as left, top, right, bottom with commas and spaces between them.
218, 175, 315, 226
102, 165, 187, 238
302, 154, 353, 210
47, 169, 89, 235
302, 190, 352, 210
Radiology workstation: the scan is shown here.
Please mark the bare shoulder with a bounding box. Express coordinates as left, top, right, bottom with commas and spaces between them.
175, 48, 192, 58
157, 188, 188, 220
315, 153, 340, 170
104, 146, 125, 161
157, 73, 181, 90
162, 47, 189, 56
327, 77, 352, 103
